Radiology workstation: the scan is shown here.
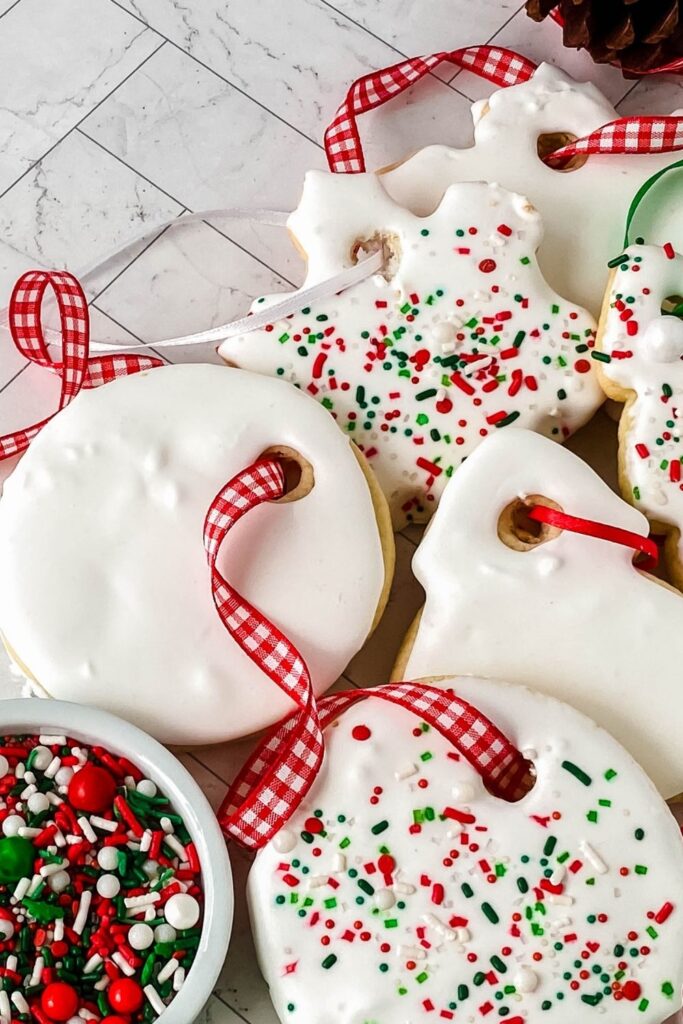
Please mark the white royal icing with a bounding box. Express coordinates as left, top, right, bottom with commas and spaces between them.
598, 242, 683, 569
381, 63, 683, 315
402, 428, 683, 798
0, 364, 386, 744
220, 177, 601, 526
248, 677, 683, 1024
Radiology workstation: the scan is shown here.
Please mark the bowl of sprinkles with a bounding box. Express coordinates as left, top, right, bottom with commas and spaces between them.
0, 699, 233, 1024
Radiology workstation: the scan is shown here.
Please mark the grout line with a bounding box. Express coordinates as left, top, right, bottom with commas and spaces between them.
616, 79, 642, 111
0, 360, 28, 398
186, 751, 232, 786
0, 0, 23, 21
0, 38, 167, 202
212, 991, 253, 1024
78, 130, 297, 291
108, 0, 325, 152
86, 216, 186, 303
90, 304, 169, 364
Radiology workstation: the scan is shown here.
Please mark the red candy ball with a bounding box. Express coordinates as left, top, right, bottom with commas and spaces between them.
67, 764, 117, 813
41, 981, 79, 1021
102, 1018, 129, 1024
622, 980, 642, 1002
108, 977, 144, 1014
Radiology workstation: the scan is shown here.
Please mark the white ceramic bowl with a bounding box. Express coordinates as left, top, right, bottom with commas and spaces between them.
0, 698, 233, 1024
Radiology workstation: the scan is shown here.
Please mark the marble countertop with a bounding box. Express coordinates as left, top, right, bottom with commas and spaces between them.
0, 1, 681, 1021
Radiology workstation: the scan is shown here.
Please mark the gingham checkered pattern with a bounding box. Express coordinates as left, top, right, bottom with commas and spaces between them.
548, 116, 683, 166
204, 458, 325, 850
324, 46, 537, 173
207, 463, 531, 848
0, 270, 162, 462
325, 46, 683, 174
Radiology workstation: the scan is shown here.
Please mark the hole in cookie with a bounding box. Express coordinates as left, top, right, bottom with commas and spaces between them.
259, 445, 314, 504
498, 495, 563, 551
661, 294, 683, 318
351, 231, 401, 281
537, 132, 588, 173
484, 758, 537, 803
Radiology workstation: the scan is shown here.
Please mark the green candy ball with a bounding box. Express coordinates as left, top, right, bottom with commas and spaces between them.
0, 836, 34, 883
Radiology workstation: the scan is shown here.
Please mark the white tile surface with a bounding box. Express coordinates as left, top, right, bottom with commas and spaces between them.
0, 3, 680, 1023
0, 0, 162, 192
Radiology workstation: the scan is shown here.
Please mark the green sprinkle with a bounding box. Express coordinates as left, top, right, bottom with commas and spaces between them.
322, 954, 337, 969
604, 768, 617, 781
482, 902, 499, 924
416, 971, 428, 984
662, 982, 675, 998
371, 821, 388, 835
591, 351, 612, 363
543, 836, 557, 856
635, 864, 648, 875
516, 877, 529, 894
561, 760, 592, 786
494, 411, 520, 428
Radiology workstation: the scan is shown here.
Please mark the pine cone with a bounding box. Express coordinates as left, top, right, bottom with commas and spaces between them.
526, 0, 683, 75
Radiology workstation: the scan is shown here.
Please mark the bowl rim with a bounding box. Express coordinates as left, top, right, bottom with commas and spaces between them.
0, 697, 233, 1024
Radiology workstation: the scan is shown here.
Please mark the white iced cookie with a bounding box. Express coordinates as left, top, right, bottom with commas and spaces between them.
0, 364, 392, 744
248, 677, 683, 1024
394, 428, 683, 798
380, 63, 683, 316
596, 242, 683, 589
220, 177, 601, 527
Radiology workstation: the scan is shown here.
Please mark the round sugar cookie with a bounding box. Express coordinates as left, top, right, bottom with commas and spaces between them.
220, 178, 601, 527
0, 364, 393, 744
393, 428, 683, 798
380, 63, 683, 316
248, 677, 683, 1024
596, 241, 683, 590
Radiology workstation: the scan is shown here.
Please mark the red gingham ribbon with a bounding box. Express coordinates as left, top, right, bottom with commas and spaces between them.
324, 45, 683, 174
325, 46, 537, 173
529, 504, 659, 571
206, 458, 530, 849
0, 270, 162, 461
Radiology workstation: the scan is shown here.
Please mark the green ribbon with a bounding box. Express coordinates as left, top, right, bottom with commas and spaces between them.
622, 157, 683, 249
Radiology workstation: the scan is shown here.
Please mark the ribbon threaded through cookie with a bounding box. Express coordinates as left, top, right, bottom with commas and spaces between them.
204, 458, 531, 849
324, 44, 683, 174
529, 504, 659, 570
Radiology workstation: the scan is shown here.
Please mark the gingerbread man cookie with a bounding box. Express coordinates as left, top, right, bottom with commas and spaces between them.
0, 364, 393, 745
381, 63, 683, 316
596, 241, 683, 589
220, 177, 601, 526
248, 677, 683, 1024
394, 428, 683, 798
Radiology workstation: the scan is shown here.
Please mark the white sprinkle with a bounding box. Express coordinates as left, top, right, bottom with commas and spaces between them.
44, 756, 61, 779
40, 860, 67, 877
27, 873, 43, 896
111, 951, 135, 976
46, 791, 62, 806
332, 854, 346, 873
456, 927, 471, 943
10, 992, 29, 1014
73, 890, 92, 934
393, 882, 415, 895
6, 956, 17, 972
550, 864, 566, 885
422, 913, 456, 941
66, 835, 84, 846
12, 877, 30, 901
173, 966, 185, 992
157, 957, 179, 984
160, 817, 174, 834
14, 764, 24, 780
83, 953, 103, 975
451, 782, 476, 803
39, 735, 66, 746
394, 763, 418, 780
78, 817, 97, 843
397, 944, 426, 960
546, 893, 574, 906
17, 828, 41, 839
446, 824, 464, 839
29, 956, 44, 986
125, 892, 160, 909
93, 977, 109, 993
137, 779, 158, 799
306, 876, 328, 891
164, 834, 186, 860
144, 985, 166, 1016
579, 841, 608, 875
54, 918, 64, 941
90, 816, 118, 833
53, 829, 66, 847
140, 830, 152, 854
0, 989, 10, 1020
